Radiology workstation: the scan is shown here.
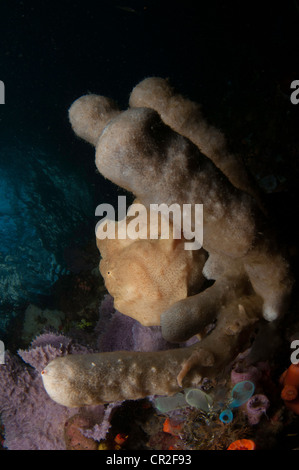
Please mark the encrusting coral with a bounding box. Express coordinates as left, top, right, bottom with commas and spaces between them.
42, 78, 293, 407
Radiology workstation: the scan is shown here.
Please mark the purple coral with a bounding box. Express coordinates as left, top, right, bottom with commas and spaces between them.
18, 332, 90, 372
0, 332, 115, 450
96, 294, 198, 352
0, 349, 73, 449
0, 294, 198, 449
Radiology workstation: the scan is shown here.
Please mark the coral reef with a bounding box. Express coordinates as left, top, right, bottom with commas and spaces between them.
0, 332, 115, 449
152, 354, 283, 450
0, 296, 189, 449
0, 293, 293, 450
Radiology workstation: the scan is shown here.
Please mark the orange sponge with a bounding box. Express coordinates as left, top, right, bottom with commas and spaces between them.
280, 363, 299, 413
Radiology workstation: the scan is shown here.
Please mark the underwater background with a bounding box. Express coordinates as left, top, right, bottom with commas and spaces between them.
1, 0, 299, 452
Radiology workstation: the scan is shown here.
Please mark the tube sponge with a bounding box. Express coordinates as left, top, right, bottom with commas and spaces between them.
93, 106, 257, 258
129, 77, 262, 203
41, 347, 200, 407
245, 394, 270, 425
57, 77, 294, 406
68, 94, 120, 146
70, 84, 292, 325
41, 297, 260, 407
